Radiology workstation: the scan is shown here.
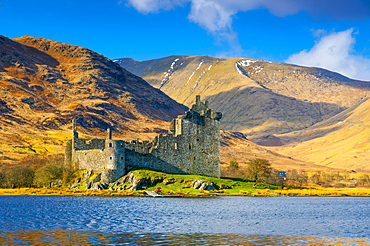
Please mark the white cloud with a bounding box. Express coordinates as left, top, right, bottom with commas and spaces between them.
126, 0, 370, 31
188, 0, 234, 32
125, 0, 370, 65
286, 29, 370, 81
126, 0, 188, 14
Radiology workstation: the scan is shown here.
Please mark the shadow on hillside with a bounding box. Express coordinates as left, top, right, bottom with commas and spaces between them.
0, 36, 60, 70
204, 86, 346, 146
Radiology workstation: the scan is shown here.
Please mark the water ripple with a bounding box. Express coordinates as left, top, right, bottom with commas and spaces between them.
0, 196, 369, 244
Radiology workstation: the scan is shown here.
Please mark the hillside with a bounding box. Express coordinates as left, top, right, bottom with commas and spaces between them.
269, 98, 370, 171
0, 35, 187, 164
116, 56, 370, 144
220, 131, 333, 172
0, 35, 298, 172
2, 36, 368, 173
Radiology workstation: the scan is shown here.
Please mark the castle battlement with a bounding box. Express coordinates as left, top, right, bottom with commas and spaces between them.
65, 95, 222, 183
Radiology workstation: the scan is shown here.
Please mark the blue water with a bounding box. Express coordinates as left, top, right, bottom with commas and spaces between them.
0, 196, 369, 245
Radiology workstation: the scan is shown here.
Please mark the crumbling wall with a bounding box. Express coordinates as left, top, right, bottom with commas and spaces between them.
125, 98, 221, 178
66, 95, 222, 181
72, 137, 126, 183
73, 138, 105, 151
125, 134, 190, 175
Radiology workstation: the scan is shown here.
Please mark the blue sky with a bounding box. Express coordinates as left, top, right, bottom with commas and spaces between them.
0, 0, 370, 80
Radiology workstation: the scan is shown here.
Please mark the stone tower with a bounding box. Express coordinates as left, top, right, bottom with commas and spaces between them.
168, 95, 223, 177
67, 120, 126, 183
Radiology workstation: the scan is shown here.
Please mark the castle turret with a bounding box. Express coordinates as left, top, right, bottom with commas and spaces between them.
107, 128, 112, 140
185, 95, 222, 177
71, 118, 79, 151
163, 95, 222, 177
72, 118, 78, 140
101, 130, 126, 183
196, 94, 200, 104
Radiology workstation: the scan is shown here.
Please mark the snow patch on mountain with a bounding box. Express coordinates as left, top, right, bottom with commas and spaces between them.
186, 60, 204, 85
161, 58, 180, 87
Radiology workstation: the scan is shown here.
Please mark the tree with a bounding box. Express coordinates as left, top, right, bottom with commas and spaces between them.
34, 162, 64, 187
229, 159, 239, 170
0, 170, 5, 188
286, 170, 307, 188
267, 171, 284, 186
4, 166, 35, 188
245, 158, 272, 184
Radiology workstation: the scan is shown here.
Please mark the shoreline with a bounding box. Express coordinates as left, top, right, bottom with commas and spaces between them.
1, 187, 370, 197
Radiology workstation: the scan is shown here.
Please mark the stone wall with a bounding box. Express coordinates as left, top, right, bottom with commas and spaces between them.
66, 95, 222, 182
73, 138, 105, 151
69, 133, 126, 183
124, 95, 222, 178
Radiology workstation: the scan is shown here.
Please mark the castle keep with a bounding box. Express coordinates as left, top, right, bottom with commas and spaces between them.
65, 95, 222, 183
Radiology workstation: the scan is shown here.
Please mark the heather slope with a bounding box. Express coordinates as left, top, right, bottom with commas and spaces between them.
0, 35, 187, 163
0, 36, 305, 172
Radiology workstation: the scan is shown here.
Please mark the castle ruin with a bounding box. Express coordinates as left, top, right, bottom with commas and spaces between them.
65, 95, 222, 183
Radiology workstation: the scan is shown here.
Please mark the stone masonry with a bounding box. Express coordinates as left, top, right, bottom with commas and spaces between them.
65, 95, 222, 183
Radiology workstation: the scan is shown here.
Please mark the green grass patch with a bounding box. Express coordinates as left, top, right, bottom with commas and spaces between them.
128, 168, 280, 196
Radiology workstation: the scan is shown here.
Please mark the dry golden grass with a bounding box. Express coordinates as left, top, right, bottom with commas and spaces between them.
0, 36, 186, 164
220, 131, 338, 172
119, 56, 370, 137
266, 188, 370, 197
271, 98, 370, 171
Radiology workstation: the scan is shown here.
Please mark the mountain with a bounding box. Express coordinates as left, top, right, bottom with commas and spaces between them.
270, 97, 370, 171
0, 35, 313, 172
0, 35, 187, 164
2, 36, 368, 172
115, 56, 370, 144
220, 131, 332, 172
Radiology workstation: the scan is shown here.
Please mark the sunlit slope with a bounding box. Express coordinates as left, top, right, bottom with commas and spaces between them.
0, 36, 187, 164
271, 98, 370, 171
116, 56, 370, 142
220, 131, 333, 172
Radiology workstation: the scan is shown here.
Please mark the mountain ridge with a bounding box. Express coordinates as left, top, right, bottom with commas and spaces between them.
0, 35, 187, 163
116, 55, 370, 171
1, 36, 368, 172
2, 36, 299, 173
115, 55, 370, 143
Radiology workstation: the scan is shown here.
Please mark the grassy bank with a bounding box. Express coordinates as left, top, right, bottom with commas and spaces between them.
1, 187, 370, 197
1, 169, 370, 197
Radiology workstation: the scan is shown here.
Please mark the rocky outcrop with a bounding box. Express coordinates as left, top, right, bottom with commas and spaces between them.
110, 172, 164, 190
69, 170, 219, 191
190, 180, 216, 190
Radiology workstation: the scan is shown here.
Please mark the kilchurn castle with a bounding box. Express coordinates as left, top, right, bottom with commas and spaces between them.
65, 95, 222, 183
